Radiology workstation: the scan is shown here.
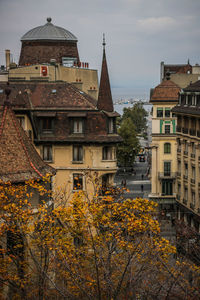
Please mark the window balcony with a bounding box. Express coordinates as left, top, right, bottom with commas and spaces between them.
183, 175, 188, 180
190, 203, 195, 210
189, 129, 196, 136
184, 151, 188, 156
191, 153, 195, 159
191, 178, 195, 184
158, 172, 176, 179
183, 128, 189, 134
183, 198, 188, 205
176, 126, 182, 132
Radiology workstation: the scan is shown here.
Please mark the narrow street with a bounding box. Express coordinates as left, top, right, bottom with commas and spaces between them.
114, 154, 151, 199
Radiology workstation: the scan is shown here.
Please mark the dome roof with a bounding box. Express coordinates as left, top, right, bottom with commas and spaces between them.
21, 18, 78, 42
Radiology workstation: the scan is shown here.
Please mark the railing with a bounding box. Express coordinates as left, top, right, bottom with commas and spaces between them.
183, 175, 188, 180
191, 153, 195, 159
176, 126, 182, 132
197, 131, 200, 138
158, 172, 176, 179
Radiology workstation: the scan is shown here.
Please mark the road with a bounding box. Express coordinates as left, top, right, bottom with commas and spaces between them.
114, 156, 151, 199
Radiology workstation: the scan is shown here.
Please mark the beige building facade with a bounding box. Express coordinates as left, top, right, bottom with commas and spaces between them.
149, 79, 180, 212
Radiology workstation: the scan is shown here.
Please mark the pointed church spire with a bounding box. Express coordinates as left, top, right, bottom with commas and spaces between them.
97, 34, 114, 112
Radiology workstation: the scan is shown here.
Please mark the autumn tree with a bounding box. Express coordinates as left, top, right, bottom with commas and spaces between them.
0, 177, 200, 299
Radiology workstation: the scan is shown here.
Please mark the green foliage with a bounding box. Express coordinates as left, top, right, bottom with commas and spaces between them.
121, 102, 148, 134
117, 118, 140, 166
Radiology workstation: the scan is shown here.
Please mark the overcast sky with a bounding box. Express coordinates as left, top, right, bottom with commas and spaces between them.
0, 0, 200, 99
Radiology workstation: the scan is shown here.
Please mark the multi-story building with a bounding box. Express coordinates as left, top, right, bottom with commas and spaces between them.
0, 19, 122, 198
149, 78, 180, 213
173, 80, 200, 232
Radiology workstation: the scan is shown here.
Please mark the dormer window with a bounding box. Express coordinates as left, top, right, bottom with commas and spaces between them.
41, 117, 54, 133
108, 118, 116, 133
73, 118, 83, 133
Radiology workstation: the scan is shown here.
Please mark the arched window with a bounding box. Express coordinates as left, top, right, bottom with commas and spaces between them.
164, 143, 171, 154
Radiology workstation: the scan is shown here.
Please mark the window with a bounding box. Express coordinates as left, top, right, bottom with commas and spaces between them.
17, 116, 25, 129
185, 163, 188, 176
102, 146, 113, 160
157, 108, 163, 117
164, 143, 171, 154
73, 145, 83, 162
164, 161, 171, 176
162, 180, 173, 195
41, 118, 53, 132
73, 119, 83, 133
188, 94, 192, 105
108, 118, 116, 133
165, 108, 171, 117
192, 166, 195, 178
192, 191, 195, 205
178, 183, 181, 195
73, 174, 83, 190
165, 125, 170, 134
43, 145, 52, 161
184, 187, 188, 201
178, 160, 181, 172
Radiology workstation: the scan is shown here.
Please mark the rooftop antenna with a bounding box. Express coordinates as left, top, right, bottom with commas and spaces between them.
103, 33, 106, 51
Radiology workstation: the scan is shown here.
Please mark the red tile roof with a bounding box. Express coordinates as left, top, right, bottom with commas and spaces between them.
0, 104, 55, 183
150, 80, 180, 103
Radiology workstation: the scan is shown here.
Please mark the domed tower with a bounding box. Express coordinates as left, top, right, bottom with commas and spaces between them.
19, 18, 80, 66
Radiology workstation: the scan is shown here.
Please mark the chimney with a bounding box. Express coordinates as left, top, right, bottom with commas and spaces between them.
5, 49, 10, 70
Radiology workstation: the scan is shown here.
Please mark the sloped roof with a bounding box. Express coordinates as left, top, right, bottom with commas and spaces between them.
21, 18, 77, 42
0, 104, 55, 183
97, 44, 114, 112
150, 80, 180, 103
0, 82, 97, 110
183, 80, 200, 92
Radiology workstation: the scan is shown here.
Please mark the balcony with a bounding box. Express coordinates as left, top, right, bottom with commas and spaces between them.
189, 129, 196, 136
183, 128, 189, 134
158, 172, 176, 179
197, 131, 200, 138
190, 203, 195, 210
183, 175, 188, 180
183, 198, 188, 205
191, 153, 195, 159
184, 151, 188, 156
191, 178, 195, 184
176, 126, 182, 133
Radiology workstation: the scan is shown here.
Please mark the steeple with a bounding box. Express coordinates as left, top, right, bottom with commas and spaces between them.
97, 34, 114, 112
